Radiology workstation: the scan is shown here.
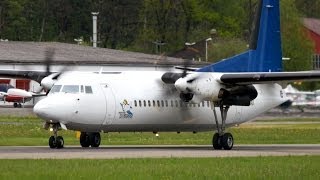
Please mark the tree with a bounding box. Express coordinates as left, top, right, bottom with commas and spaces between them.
295, 0, 320, 18
281, 0, 317, 90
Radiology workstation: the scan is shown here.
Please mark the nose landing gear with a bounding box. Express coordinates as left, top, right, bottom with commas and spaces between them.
47, 123, 64, 149
211, 102, 234, 150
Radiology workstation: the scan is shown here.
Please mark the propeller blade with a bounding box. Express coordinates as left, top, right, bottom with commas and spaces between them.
44, 48, 55, 76
182, 59, 192, 78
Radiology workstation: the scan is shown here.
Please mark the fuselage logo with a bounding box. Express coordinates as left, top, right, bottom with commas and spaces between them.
119, 99, 133, 119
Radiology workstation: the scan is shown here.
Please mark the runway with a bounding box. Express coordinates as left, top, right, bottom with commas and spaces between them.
0, 144, 319, 159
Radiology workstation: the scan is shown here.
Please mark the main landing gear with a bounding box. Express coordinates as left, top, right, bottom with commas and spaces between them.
211, 103, 234, 150
80, 132, 101, 148
13, 103, 22, 108
48, 123, 64, 149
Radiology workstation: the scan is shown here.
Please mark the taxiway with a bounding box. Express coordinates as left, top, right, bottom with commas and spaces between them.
0, 144, 319, 159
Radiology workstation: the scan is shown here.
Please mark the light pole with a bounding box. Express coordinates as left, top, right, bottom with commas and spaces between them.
205, 37, 212, 62
92, 12, 99, 48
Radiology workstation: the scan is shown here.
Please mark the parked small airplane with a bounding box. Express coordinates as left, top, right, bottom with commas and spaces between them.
1, 0, 320, 150
280, 84, 320, 111
0, 83, 33, 108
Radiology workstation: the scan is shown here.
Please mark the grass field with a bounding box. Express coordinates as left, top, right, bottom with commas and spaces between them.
0, 116, 320, 146
0, 156, 319, 179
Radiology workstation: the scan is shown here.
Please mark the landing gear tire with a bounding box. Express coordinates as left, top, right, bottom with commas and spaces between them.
13, 103, 18, 108
48, 123, 64, 149
80, 132, 90, 147
221, 133, 233, 150
48, 135, 64, 149
212, 133, 222, 150
56, 136, 64, 149
49, 136, 56, 149
89, 133, 101, 147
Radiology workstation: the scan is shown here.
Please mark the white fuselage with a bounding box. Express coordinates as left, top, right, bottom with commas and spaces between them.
34, 71, 287, 132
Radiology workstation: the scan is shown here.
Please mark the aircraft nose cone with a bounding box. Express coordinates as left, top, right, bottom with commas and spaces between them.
34, 96, 68, 123
34, 98, 51, 120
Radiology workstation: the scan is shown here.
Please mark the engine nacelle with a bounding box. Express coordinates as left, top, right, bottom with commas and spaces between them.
175, 73, 225, 103
220, 85, 258, 106
175, 73, 258, 105
41, 75, 58, 90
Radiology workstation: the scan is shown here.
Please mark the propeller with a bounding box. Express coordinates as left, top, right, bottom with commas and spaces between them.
160, 57, 200, 104
44, 48, 55, 76
34, 48, 69, 94
161, 59, 193, 84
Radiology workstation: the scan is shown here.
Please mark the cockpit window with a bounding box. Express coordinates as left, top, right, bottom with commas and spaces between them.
80, 85, 84, 93
61, 85, 79, 94
85, 86, 93, 94
50, 85, 62, 93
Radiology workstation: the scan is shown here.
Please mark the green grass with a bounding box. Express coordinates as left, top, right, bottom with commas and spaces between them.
0, 116, 320, 146
254, 118, 320, 122
0, 156, 319, 179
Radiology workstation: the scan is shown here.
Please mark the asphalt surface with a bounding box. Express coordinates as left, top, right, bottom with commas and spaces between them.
0, 145, 319, 159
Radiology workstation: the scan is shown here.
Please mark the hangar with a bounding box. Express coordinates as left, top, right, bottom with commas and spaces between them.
0, 41, 208, 106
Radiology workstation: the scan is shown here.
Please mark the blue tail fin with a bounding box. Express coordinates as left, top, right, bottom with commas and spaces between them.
197, 0, 282, 73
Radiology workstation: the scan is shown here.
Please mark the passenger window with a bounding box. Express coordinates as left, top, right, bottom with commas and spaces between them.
85, 86, 93, 94
134, 100, 137, 107
61, 85, 79, 94
175, 100, 178, 107
165, 100, 168, 107
153, 100, 156, 107
50, 85, 62, 93
161, 100, 164, 107
171, 100, 173, 107
148, 100, 151, 107
202, 101, 205, 107
139, 100, 142, 107
143, 100, 146, 107
157, 100, 160, 107
207, 101, 210, 107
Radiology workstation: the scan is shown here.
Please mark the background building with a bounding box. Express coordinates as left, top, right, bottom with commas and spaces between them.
303, 18, 320, 70
0, 41, 208, 106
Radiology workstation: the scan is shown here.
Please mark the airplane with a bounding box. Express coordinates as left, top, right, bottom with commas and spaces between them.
0, 83, 34, 108
1, 0, 320, 150
280, 84, 320, 111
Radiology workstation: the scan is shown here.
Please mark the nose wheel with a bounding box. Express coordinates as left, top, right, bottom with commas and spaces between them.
80, 132, 101, 148
211, 102, 234, 150
48, 123, 64, 149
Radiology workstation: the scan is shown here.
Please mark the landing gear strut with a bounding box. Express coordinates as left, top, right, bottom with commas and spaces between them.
48, 123, 64, 149
211, 102, 234, 150
80, 132, 101, 148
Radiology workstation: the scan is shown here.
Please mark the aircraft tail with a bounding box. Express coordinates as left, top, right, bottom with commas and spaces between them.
197, 0, 282, 72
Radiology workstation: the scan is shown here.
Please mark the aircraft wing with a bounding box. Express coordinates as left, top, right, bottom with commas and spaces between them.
219, 71, 320, 85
